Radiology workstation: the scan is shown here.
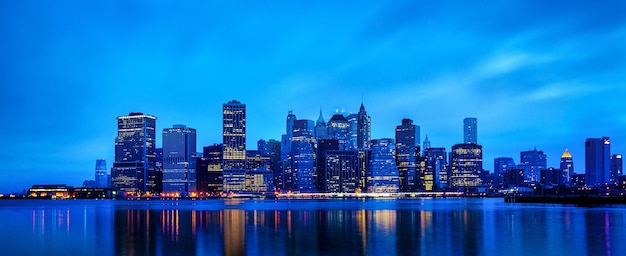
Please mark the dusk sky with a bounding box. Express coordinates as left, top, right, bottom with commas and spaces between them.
1, 1, 625, 192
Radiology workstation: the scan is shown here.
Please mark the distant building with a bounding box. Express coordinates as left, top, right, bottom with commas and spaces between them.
288, 119, 316, 192
356, 103, 371, 149
503, 169, 524, 188
346, 113, 358, 150
223, 100, 247, 192
610, 154, 622, 183
572, 173, 586, 187
111, 112, 158, 194
367, 139, 400, 193
541, 167, 561, 187
396, 118, 417, 192
585, 137, 610, 186
83, 180, 95, 188
422, 135, 431, 153
196, 144, 223, 194
450, 143, 483, 188
424, 147, 447, 190
494, 157, 516, 175
328, 114, 349, 150
520, 148, 547, 182
463, 117, 477, 144
318, 149, 370, 193
560, 149, 574, 185
314, 109, 329, 141
162, 125, 197, 194
258, 139, 282, 190
95, 159, 108, 188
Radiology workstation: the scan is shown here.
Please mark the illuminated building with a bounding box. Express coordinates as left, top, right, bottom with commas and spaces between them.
317, 139, 340, 191
162, 124, 197, 194
246, 150, 273, 192
494, 157, 516, 175
367, 139, 399, 193
95, 159, 108, 188
463, 117, 477, 144
28, 185, 70, 199
357, 103, 371, 149
318, 149, 370, 193
520, 148, 547, 182
585, 137, 610, 186
424, 147, 447, 190
396, 118, 417, 192
422, 135, 431, 153
450, 143, 483, 188
196, 144, 223, 194
328, 114, 349, 150
560, 149, 574, 185
223, 100, 247, 192
288, 119, 316, 192
610, 154, 623, 183
111, 112, 157, 194
258, 139, 282, 190
346, 113, 358, 150
280, 111, 297, 191
503, 169, 524, 188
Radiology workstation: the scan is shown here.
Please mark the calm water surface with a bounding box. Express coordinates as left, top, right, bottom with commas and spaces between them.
0, 198, 624, 255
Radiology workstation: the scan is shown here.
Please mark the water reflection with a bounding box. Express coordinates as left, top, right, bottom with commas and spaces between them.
2, 199, 626, 255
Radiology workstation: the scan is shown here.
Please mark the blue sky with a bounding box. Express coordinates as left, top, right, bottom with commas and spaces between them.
1, 1, 625, 192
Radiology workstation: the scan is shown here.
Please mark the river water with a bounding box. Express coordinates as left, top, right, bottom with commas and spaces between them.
0, 198, 623, 255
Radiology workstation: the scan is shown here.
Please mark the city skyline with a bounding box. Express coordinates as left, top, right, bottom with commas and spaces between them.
1, 1, 625, 192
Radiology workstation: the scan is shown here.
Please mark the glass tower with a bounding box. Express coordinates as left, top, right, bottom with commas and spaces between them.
367, 138, 400, 193
463, 117, 477, 144
585, 137, 610, 186
560, 149, 574, 185
450, 143, 483, 188
396, 118, 416, 192
162, 124, 197, 194
112, 112, 157, 194
357, 103, 371, 149
95, 159, 108, 188
223, 100, 247, 192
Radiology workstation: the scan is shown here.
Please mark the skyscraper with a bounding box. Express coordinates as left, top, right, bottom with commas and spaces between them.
424, 147, 447, 190
328, 114, 349, 150
112, 112, 157, 194
585, 137, 610, 186
289, 119, 316, 192
610, 154, 623, 183
258, 139, 282, 190
396, 118, 416, 192
450, 143, 483, 188
367, 139, 400, 193
520, 148, 547, 182
162, 124, 197, 194
196, 144, 223, 194
223, 100, 246, 192
346, 113, 358, 150
494, 157, 516, 175
95, 159, 107, 188
463, 117, 477, 144
560, 149, 574, 185
314, 109, 329, 141
423, 135, 431, 153
357, 103, 371, 149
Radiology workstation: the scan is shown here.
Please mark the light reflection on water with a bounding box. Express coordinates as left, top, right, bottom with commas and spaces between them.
0, 198, 625, 255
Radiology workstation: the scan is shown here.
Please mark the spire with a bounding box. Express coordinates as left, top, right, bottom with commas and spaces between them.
423, 135, 431, 149
317, 108, 325, 123
359, 102, 365, 112
561, 148, 572, 159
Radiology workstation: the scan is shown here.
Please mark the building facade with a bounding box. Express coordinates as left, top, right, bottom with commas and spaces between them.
112, 112, 158, 194
463, 117, 477, 144
357, 103, 371, 149
450, 143, 483, 188
560, 149, 574, 185
520, 148, 547, 183
162, 125, 197, 194
585, 137, 611, 186
223, 100, 247, 192
196, 144, 223, 194
367, 139, 400, 193
95, 159, 108, 188
396, 118, 417, 191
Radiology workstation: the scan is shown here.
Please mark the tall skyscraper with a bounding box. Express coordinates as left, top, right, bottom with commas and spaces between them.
318, 149, 370, 193
357, 103, 371, 149
423, 135, 431, 153
585, 137, 610, 186
520, 148, 547, 182
346, 113, 359, 150
424, 147, 447, 190
223, 100, 246, 192
289, 119, 316, 192
162, 124, 197, 194
314, 109, 329, 141
560, 149, 574, 185
367, 139, 400, 193
396, 118, 416, 192
450, 143, 483, 188
610, 154, 623, 183
112, 112, 157, 194
95, 159, 108, 188
245, 150, 273, 192
463, 117, 477, 144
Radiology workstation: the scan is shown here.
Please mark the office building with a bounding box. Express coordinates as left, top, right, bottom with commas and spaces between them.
346, 113, 358, 150
463, 117, 477, 144
288, 119, 316, 192
258, 139, 282, 190
246, 150, 273, 192
111, 112, 157, 194
560, 149, 574, 185
450, 143, 483, 188
223, 100, 247, 192
196, 144, 223, 194
328, 114, 350, 150
424, 147, 447, 190
357, 103, 371, 149
520, 148, 547, 182
315, 109, 329, 141
396, 118, 417, 191
611, 154, 623, 183
162, 125, 197, 194
585, 137, 611, 186
95, 159, 108, 188
367, 139, 400, 193
318, 149, 370, 193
